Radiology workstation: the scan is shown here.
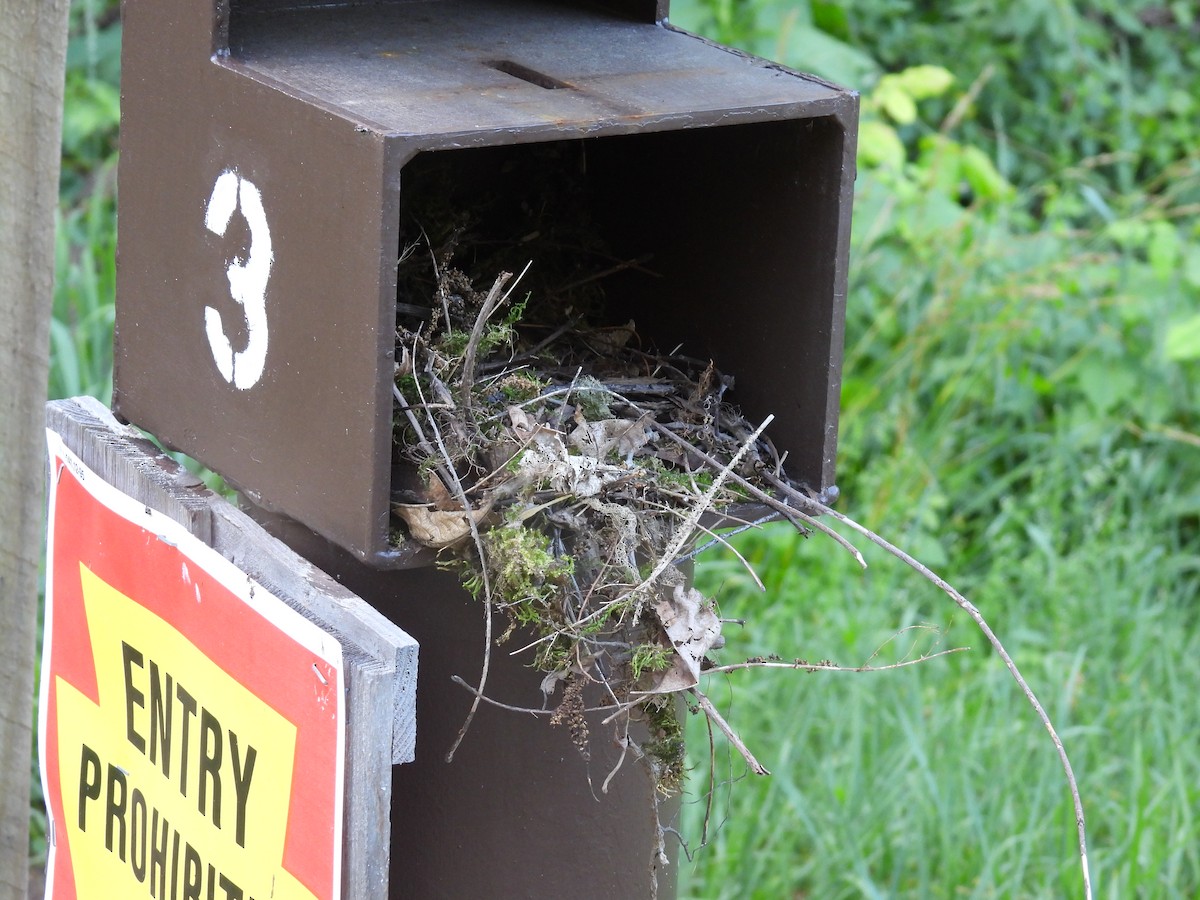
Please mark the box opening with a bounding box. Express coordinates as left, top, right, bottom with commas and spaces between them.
390, 116, 847, 544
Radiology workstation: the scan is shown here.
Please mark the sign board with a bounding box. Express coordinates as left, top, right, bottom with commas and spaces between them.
40, 430, 345, 900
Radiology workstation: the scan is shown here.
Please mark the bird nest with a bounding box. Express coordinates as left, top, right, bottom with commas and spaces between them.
390, 222, 844, 798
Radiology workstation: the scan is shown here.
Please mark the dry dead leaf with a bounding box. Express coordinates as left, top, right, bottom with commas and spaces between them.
425, 470, 460, 511
583, 319, 636, 354
642, 584, 723, 693
392, 500, 494, 549
569, 417, 652, 461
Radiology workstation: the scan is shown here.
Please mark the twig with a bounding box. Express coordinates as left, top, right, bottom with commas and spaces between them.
600, 697, 653, 727
416, 221, 453, 330
601, 724, 633, 795
689, 687, 769, 776
392, 382, 450, 484
675, 512, 777, 564
700, 712, 717, 851
462, 261, 536, 404
449, 676, 554, 715
940, 63, 996, 136
497, 316, 585, 369
864, 623, 947, 666
554, 367, 586, 431
763, 473, 1093, 900
623, 416, 774, 609
640, 416, 866, 568
460, 271, 513, 402
450, 674, 642, 718
406, 348, 498, 763
476, 382, 580, 424
702, 647, 967, 677
554, 253, 657, 294
662, 506, 766, 592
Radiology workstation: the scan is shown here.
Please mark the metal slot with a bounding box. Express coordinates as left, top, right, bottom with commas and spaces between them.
487, 59, 572, 90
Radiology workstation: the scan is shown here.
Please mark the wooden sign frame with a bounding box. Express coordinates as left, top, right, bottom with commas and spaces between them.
43, 397, 417, 899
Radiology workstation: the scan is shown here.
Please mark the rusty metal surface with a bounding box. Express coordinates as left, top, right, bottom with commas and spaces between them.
114, 0, 857, 565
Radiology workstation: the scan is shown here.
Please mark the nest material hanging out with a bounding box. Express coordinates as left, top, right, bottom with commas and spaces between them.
391, 235, 827, 791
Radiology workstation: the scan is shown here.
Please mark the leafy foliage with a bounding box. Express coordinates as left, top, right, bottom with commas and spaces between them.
61, 0, 120, 203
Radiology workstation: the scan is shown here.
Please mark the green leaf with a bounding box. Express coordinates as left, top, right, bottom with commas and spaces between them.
811, 1, 850, 40
1147, 221, 1181, 282
61, 77, 121, 156
770, 16, 880, 87
959, 145, 1015, 202
857, 119, 906, 171
915, 133, 964, 196
893, 64, 955, 100
1076, 357, 1137, 415
1165, 315, 1200, 361
873, 75, 918, 124
1183, 245, 1200, 290
1104, 218, 1150, 247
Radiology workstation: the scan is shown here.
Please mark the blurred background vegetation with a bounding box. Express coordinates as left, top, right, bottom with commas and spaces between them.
46, 0, 1198, 895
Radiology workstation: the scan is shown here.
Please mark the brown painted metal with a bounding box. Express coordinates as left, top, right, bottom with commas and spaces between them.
247, 502, 679, 899
114, 0, 857, 566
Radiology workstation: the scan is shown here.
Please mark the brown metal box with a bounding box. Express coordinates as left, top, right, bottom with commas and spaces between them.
113, 0, 858, 566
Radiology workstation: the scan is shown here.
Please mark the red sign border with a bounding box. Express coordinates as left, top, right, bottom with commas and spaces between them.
39, 431, 345, 899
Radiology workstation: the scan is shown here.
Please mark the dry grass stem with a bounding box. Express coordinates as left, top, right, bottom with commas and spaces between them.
702, 647, 968, 676
764, 475, 1093, 900
689, 688, 768, 776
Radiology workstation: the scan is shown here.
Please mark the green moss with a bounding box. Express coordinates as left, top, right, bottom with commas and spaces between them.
573, 375, 612, 420
503, 448, 526, 474
641, 697, 686, 792
501, 293, 530, 328
435, 320, 517, 364
440, 556, 486, 600
497, 372, 546, 403
485, 525, 565, 589
436, 329, 470, 358
534, 633, 574, 674
631, 642, 674, 681
395, 373, 423, 400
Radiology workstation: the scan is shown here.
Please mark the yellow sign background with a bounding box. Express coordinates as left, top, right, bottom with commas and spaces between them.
56, 564, 317, 900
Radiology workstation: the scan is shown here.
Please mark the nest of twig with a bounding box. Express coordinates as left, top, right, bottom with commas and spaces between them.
390, 224, 852, 793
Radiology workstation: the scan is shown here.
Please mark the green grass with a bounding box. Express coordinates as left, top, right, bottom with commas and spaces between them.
49, 0, 1200, 895
679, 504, 1199, 896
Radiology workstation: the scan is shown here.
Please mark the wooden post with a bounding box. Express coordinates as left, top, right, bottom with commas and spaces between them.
0, 4, 70, 897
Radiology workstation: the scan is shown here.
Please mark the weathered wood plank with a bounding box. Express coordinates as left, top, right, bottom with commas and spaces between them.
45, 396, 214, 541
45, 397, 417, 899
1, 4, 71, 896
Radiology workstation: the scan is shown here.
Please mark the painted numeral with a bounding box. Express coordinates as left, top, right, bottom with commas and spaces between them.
204, 170, 273, 390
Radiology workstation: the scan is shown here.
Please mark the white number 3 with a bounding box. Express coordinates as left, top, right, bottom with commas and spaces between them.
204, 170, 272, 390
